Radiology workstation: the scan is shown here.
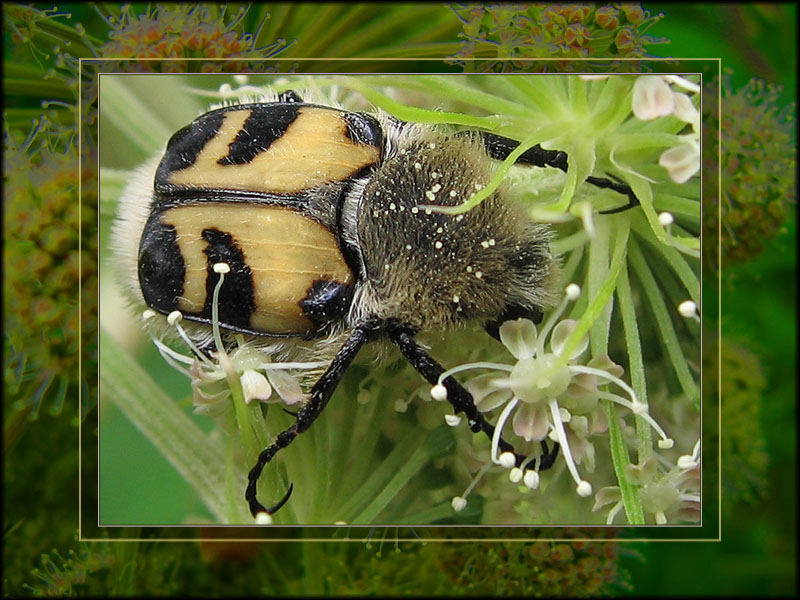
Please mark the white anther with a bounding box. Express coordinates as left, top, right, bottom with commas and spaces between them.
678, 300, 698, 318
499, 452, 516, 469
566, 283, 581, 300
451, 496, 467, 512
213, 262, 230, 274
254, 512, 273, 525
445, 414, 462, 427
167, 311, 183, 325
523, 470, 540, 489
431, 384, 448, 401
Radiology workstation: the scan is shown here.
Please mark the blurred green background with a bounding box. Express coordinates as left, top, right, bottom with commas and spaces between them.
3, 2, 796, 596
630, 4, 796, 596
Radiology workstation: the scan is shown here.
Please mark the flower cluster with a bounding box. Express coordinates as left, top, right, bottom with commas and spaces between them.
702, 74, 796, 270
429, 528, 629, 596
448, 3, 669, 72
100, 4, 288, 73
594, 440, 700, 524
4, 139, 97, 419
430, 284, 682, 521
631, 75, 702, 184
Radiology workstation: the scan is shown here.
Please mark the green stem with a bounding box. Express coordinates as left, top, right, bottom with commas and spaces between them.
605, 402, 645, 524
628, 239, 699, 403
341, 426, 453, 525
632, 213, 700, 306
219, 352, 260, 463
99, 76, 172, 156
558, 212, 630, 365
99, 328, 234, 522
587, 215, 612, 356
615, 255, 653, 459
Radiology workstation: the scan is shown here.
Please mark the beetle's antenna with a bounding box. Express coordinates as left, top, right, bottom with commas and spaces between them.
387, 325, 559, 472
246, 323, 374, 521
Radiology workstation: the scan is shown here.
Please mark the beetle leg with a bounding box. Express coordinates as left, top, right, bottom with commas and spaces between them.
246, 323, 373, 519
587, 173, 640, 214
388, 326, 559, 472
479, 131, 640, 214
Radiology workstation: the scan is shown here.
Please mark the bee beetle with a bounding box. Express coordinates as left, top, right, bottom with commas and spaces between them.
113, 89, 639, 522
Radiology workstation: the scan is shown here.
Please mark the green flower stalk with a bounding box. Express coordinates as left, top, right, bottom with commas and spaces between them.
101, 73, 700, 525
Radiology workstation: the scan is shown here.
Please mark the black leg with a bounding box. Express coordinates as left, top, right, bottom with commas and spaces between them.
388, 325, 559, 471
481, 132, 569, 170
587, 174, 640, 214
246, 323, 373, 518
479, 131, 640, 214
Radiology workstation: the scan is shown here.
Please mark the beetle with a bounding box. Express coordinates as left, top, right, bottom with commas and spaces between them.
112, 89, 639, 522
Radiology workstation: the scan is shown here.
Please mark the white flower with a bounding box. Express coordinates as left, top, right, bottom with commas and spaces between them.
632, 75, 701, 183
146, 262, 324, 429
432, 284, 674, 503
659, 139, 701, 184
632, 76, 675, 121
593, 440, 701, 525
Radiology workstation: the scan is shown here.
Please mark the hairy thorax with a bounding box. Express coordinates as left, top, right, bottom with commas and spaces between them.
351, 130, 556, 332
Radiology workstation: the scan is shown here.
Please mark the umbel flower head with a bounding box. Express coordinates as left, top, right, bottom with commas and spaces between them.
99, 3, 289, 72
594, 439, 701, 524
4, 137, 97, 421
101, 73, 700, 524
703, 334, 769, 504
702, 73, 796, 270
448, 2, 669, 72
431, 284, 674, 514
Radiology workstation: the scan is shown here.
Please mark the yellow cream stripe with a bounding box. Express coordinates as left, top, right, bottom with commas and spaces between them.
160, 203, 353, 334
167, 108, 379, 194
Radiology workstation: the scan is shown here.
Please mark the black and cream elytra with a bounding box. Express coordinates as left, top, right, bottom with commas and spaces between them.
112, 89, 639, 522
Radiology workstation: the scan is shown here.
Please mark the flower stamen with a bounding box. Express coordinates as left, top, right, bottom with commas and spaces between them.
491, 397, 519, 465
434, 361, 515, 388
570, 363, 674, 448
451, 461, 493, 511
166, 310, 215, 369
536, 284, 580, 358
210, 262, 230, 355
548, 398, 592, 497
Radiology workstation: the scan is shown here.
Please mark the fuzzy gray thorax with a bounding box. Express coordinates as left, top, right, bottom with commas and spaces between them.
341, 122, 558, 333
